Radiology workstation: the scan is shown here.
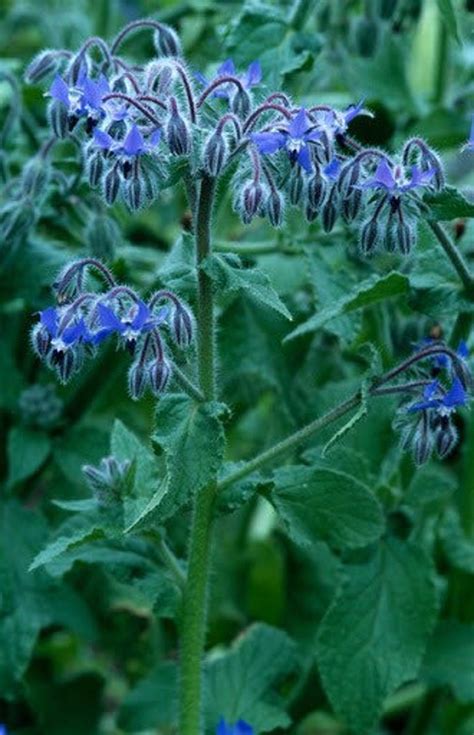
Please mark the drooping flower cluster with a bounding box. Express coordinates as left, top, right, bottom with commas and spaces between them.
390, 340, 471, 465
25, 19, 445, 253
31, 258, 194, 399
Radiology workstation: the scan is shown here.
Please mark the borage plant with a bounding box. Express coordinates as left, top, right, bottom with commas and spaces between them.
19, 10, 474, 735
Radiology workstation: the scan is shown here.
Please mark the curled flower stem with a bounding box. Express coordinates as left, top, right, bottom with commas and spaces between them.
76, 36, 112, 66
173, 63, 197, 123
265, 92, 291, 107
216, 113, 242, 139
102, 93, 162, 125
110, 19, 168, 54
137, 94, 168, 111
197, 75, 245, 108
428, 220, 474, 295
243, 102, 293, 133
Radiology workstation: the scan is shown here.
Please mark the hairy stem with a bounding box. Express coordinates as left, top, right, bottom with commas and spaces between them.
429, 220, 474, 294
179, 174, 217, 735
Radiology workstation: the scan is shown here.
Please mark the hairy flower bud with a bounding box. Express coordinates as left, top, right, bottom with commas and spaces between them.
126, 175, 144, 212
321, 189, 338, 233
231, 88, 251, 118
307, 173, 326, 211
153, 25, 182, 57
341, 189, 362, 222
241, 180, 264, 223
397, 219, 415, 255
25, 49, 59, 83
149, 358, 171, 396
31, 324, 52, 359
266, 190, 284, 227
21, 158, 51, 198
128, 360, 148, 400
305, 205, 318, 222
360, 217, 380, 255
434, 416, 458, 459
413, 414, 433, 466
83, 455, 131, 505
19, 384, 63, 430
87, 153, 104, 187
171, 304, 194, 347
51, 347, 77, 384
103, 166, 121, 205
289, 169, 304, 206
166, 100, 190, 155
48, 100, 69, 138
203, 130, 228, 177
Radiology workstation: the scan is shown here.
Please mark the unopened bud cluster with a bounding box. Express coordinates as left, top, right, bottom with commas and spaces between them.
18, 384, 63, 430
82, 455, 131, 505
30, 258, 194, 399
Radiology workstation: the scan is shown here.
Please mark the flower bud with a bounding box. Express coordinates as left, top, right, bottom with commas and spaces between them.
321, 190, 338, 233
241, 180, 264, 222
52, 348, 77, 384
87, 152, 104, 187
397, 219, 415, 255
307, 173, 326, 211
360, 217, 380, 255
434, 416, 458, 459
231, 88, 251, 118
48, 100, 69, 138
85, 214, 119, 261
126, 175, 144, 211
153, 25, 182, 57
21, 158, 51, 198
266, 190, 284, 227
203, 130, 228, 177
166, 101, 190, 155
31, 324, 51, 359
289, 169, 304, 206
25, 50, 59, 83
172, 304, 194, 347
19, 384, 63, 430
413, 415, 433, 466
68, 53, 88, 85
103, 166, 121, 205
305, 205, 318, 222
128, 360, 148, 400
149, 359, 171, 396
83, 455, 131, 505
341, 189, 362, 223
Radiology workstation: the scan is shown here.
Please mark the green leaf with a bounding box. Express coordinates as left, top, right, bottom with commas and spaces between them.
422, 621, 474, 702
270, 465, 384, 550
147, 395, 225, 522
204, 623, 298, 732
316, 538, 438, 734
439, 508, 474, 574
424, 186, 474, 220
118, 661, 178, 732
436, 0, 460, 44
404, 465, 456, 508
286, 272, 409, 341
202, 253, 292, 320
7, 427, 51, 487
158, 232, 196, 297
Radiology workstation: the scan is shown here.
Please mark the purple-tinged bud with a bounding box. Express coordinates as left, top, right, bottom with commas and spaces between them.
360, 217, 380, 255
87, 153, 104, 187
103, 166, 121, 205
307, 173, 326, 211
48, 100, 69, 138
413, 414, 433, 466
172, 304, 194, 347
128, 361, 148, 400
266, 190, 284, 227
385, 219, 398, 253
321, 190, 338, 233
434, 416, 458, 459
153, 25, 182, 57
31, 324, 51, 359
241, 180, 264, 222
305, 205, 318, 223
166, 100, 190, 155
141, 165, 159, 203
22, 158, 51, 198
83, 455, 131, 505
289, 169, 304, 206
126, 175, 144, 212
53, 348, 77, 384
397, 219, 415, 255
148, 359, 171, 396
231, 88, 251, 119
203, 131, 228, 177
25, 50, 59, 83
68, 53, 88, 85
341, 190, 362, 223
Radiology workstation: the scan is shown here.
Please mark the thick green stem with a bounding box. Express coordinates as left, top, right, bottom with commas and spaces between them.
429, 220, 474, 295
179, 174, 217, 735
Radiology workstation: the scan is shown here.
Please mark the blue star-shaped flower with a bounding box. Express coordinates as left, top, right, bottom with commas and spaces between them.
196, 58, 262, 98
408, 377, 468, 414
49, 69, 111, 120
315, 100, 372, 137
94, 124, 161, 158
39, 307, 89, 351
251, 108, 321, 173
92, 301, 166, 347
359, 159, 435, 198
216, 717, 255, 735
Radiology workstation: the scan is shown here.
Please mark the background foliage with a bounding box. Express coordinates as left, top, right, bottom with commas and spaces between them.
1, 0, 474, 733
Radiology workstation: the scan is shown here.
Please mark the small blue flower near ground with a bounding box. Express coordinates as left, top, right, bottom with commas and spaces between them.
196, 58, 262, 97
216, 717, 255, 735
93, 300, 163, 347
251, 108, 321, 173
408, 377, 467, 415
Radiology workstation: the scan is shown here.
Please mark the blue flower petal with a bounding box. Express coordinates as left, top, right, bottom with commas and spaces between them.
443, 377, 467, 408
49, 75, 70, 108
251, 131, 287, 154
245, 60, 262, 87
458, 340, 469, 359
217, 59, 236, 76
98, 303, 124, 333
297, 144, 312, 173
216, 717, 231, 735
94, 128, 114, 150
289, 108, 309, 140
40, 307, 59, 338
123, 124, 144, 156
235, 721, 255, 735
324, 158, 341, 179
131, 300, 151, 329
